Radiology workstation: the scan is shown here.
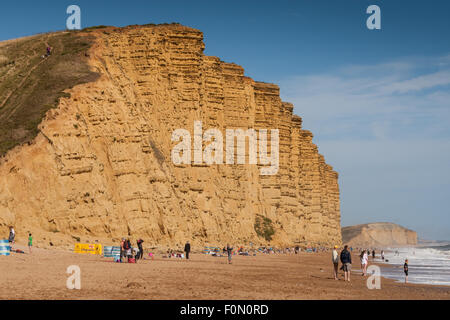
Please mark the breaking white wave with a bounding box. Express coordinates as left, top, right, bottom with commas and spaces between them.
377, 245, 450, 286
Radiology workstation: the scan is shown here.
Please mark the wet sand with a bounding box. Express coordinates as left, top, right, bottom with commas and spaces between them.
0, 245, 449, 300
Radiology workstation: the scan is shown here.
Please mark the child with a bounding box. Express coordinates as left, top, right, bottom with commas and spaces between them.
404, 259, 409, 283
28, 233, 33, 254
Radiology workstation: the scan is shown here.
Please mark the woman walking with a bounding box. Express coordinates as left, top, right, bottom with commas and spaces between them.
332, 245, 339, 280
361, 250, 368, 276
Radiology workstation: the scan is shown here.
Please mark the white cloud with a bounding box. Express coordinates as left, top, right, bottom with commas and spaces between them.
278, 54, 450, 240
280, 55, 450, 140
379, 70, 450, 94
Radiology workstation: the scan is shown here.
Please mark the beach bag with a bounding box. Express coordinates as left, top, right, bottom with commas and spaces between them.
128, 257, 136, 263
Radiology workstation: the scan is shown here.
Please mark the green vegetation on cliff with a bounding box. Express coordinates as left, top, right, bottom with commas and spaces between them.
254, 215, 275, 241
0, 31, 99, 156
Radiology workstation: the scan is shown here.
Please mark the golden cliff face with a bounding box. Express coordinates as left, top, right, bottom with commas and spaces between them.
0, 25, 341, 248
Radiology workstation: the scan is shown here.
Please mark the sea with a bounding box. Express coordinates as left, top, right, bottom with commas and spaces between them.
377, 243, 450, 286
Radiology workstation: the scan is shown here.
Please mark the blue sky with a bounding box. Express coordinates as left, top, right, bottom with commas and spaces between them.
1, 1, 449, 240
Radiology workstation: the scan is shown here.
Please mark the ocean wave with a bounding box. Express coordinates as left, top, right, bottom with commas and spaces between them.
380, 246, 450, 286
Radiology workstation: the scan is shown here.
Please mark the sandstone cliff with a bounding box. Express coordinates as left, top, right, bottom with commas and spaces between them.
342, 222, 417, 247
0, 24, 341, 248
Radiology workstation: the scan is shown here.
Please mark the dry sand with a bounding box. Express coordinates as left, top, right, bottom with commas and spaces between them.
0, 244, 449, 300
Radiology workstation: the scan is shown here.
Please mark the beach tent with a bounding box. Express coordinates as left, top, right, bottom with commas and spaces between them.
103, 246, 121, 258
0, 240, 11, 256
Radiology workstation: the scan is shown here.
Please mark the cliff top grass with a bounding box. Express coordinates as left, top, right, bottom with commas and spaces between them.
0, 31, 99, 156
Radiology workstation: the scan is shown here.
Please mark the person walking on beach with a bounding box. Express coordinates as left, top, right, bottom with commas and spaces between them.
137, 239, 144, 260
184, 241, 191, 260
361, 250, 368, 276
28, 233, 33, 254
381, 250, 385, 261
226, 244, 233, 264
332, 245, 339, 280
404, 259, 409, 283
372, 249, 375, 259
8, 226, 15, 249
340, 245, 352, 282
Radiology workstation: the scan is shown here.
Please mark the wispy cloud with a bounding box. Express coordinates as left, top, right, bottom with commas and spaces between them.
280, 55, 450, 140
279, 54, 450, 239
379, 70, 450, 94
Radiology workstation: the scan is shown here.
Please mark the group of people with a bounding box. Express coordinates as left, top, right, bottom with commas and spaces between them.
331, 245, 353, 281
119, 238, 144, 263
6, 226, 33, 254
332, 245, 409, 283
166, 241, 191, 259
332, 245, 376, 281
166, 241, 234, 264
115, 239, 245, 266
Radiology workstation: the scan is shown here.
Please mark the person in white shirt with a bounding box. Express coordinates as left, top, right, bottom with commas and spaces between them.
133, 247, 140, 261
361, 250, 369, 276
332, 245, 339, 280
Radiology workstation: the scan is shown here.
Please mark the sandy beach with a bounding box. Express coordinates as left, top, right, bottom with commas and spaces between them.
0, 244, 449, 300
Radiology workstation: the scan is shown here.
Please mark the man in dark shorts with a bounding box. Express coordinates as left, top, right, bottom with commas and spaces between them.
340, 245, 352, 282
404, 259, 409, 283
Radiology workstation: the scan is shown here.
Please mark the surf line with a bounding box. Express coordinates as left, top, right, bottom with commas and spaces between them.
171, 120, 279, 175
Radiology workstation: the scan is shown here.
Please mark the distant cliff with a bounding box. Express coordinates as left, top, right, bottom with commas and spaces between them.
342, 222, 417, 247
0, 24, 341, 248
